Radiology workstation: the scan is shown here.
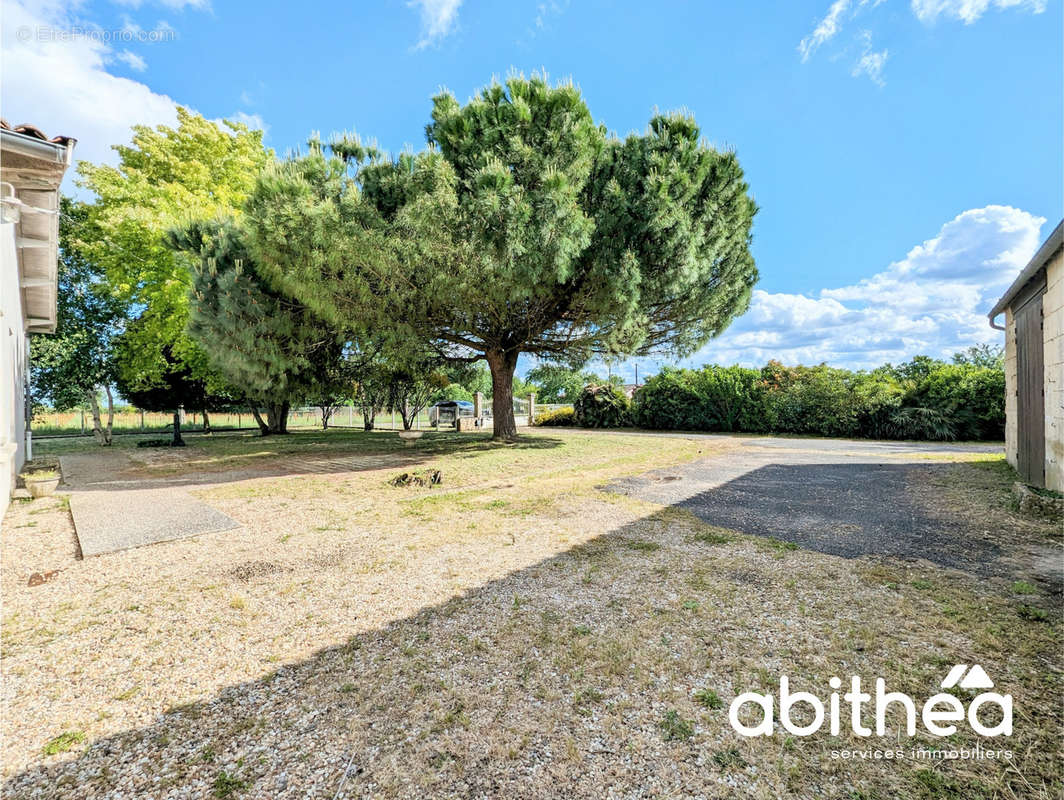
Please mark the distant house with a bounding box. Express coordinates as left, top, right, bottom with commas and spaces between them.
621, 383, 642, 399
1, 121, 76, 514
988, 219, 1063, 492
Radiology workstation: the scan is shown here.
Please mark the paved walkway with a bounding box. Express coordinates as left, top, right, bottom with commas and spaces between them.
61, 452, 240, 557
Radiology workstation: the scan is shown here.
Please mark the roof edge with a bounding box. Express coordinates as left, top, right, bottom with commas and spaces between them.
988, 219, 1064, 320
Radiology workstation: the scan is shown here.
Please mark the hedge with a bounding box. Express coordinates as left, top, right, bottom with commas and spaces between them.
627, 360, 1004, 441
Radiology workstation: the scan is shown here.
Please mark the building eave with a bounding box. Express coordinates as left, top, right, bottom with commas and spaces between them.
988, 219, 1064, 322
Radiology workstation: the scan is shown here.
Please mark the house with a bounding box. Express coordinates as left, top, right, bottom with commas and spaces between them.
988, 219, 1063, 492
0, 121, 76, 515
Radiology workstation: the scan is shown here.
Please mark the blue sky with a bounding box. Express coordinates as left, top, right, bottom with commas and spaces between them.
4, 0, 1061, 379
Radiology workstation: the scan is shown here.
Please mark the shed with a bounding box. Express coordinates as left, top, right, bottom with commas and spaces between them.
988, 219, 1063, 491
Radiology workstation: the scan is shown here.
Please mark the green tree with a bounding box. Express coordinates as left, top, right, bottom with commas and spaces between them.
171, 218, 354, 435
952, 344, 1004, 370
78, 109, 271, 406
30, 199, 128, 444
527, 363, 598, 404
245, 74, 757, 440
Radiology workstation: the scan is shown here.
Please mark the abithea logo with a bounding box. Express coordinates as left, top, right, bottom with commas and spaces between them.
729, 665, 1012, 738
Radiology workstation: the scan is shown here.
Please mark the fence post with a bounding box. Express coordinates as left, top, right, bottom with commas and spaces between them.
528, 392, 536, 426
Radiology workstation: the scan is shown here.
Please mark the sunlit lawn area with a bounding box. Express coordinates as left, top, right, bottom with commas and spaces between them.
1, 430, 1060, 798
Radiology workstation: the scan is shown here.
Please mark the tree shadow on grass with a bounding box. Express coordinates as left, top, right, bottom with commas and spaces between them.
4, 461, 1058, 799
56, 430, 567, 492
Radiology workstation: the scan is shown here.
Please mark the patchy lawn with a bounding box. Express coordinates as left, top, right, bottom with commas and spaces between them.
1, 430, 1060, 799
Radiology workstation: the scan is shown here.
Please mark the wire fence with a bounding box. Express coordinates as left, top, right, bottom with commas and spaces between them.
33, 396, 550, 437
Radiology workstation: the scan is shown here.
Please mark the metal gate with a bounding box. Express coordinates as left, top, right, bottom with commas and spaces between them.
1015, 292, 1045, 487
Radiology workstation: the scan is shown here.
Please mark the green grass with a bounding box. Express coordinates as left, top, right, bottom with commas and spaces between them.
659, 710, 694, 741
42, 730, 85, 756
211, 771, 247, 798
693, 688, 724, 709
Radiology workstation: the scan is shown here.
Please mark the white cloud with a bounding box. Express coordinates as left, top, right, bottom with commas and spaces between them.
851, 32, 888, 85
680, 206, 1046, 370
799, 0, 852, 61
910, 0, 1047, 24
2, 0, 258, 193
217, 111, 268, 134
800, 0, 1045, 82
114, 49, 147, 71
112, 0, 210, 10
1, 0, 180, 181
408, 0, 462, 49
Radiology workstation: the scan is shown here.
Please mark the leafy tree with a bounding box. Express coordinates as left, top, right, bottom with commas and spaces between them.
952, 344, 1004, 370
78, 109, 271, 408
112, 331, 221, 446
30, 199, 128, 444
244, 75, 757, 440
170, 218, 355, 435
386, 353, 450, 430
527, 363, 599, 404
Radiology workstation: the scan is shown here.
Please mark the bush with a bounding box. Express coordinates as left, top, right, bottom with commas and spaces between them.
632, 366, 768, 432
533, 407, 576, 426
574, 384, 630, 428
629, 357, 1004, 442
910, 364, 1004, 440
881, 406, 957, 441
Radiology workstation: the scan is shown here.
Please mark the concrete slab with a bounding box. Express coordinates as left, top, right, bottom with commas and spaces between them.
70, 487, 240, 557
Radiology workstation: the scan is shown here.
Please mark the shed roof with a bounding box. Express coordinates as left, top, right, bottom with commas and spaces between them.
988, 219, 1064, 320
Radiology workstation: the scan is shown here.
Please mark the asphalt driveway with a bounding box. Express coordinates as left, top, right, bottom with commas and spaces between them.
609, 436, 1015, 577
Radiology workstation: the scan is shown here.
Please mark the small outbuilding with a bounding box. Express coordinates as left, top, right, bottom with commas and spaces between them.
988, 219, 1063, 492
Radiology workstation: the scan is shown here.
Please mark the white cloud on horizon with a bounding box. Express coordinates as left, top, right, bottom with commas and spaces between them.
408, 0, 462, 49
677, 205, 1046, 371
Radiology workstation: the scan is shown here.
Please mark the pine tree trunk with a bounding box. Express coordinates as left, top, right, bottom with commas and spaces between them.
250, 405, 270, 435
172, 409, 185, 446
486, 349, 519, 442
202, 408, 211, 433
266, 403, 290, 434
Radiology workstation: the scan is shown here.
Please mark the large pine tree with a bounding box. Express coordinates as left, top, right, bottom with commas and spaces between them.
244, 75, 758, 440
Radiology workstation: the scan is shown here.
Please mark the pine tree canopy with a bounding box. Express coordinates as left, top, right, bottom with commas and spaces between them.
243, 74, 758, 439
170, 217, 352, 415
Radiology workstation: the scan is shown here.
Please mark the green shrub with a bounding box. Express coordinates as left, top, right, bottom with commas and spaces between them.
910, 364, 1004, 440
533, 407, 576, 426
882, 406, 957, 441
632, 365, 768, 431
629, 356, 1004, 442
574, 384, 630, 428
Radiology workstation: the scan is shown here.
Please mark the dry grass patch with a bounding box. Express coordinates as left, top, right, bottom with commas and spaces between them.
3, 432, 1059, 798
